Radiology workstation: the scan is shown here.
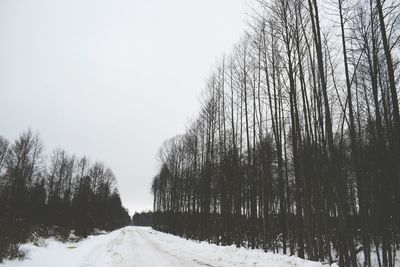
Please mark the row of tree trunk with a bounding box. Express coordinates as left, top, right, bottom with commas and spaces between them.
152, 0, 400, 266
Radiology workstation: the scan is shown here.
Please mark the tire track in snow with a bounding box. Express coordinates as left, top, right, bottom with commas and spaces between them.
134, 227, 219, 267
120, 227, 201, 267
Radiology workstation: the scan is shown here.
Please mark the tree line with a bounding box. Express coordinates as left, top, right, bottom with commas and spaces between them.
132, 211, 153, 226
151, 0, 400, 266
0, 129, 130, 261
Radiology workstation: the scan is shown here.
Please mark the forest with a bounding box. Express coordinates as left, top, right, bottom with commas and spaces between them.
132, 211, 153, 226
151, 0, 400, 266
0, 130, 130, 261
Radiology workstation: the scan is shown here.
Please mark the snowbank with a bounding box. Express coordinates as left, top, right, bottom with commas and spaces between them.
144, 228, 337, 267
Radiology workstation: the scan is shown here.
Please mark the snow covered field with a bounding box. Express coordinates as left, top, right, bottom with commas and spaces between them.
2, 226, 337, 267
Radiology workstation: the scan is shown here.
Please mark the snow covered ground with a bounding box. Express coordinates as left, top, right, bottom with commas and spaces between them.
2, 226, 338, 267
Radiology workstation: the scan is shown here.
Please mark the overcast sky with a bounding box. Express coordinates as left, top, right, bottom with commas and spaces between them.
0, 0, 248, 214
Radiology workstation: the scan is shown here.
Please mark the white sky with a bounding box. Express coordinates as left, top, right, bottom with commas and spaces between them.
0, 0, 248, 214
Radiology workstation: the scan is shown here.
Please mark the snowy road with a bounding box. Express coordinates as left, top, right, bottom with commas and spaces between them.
3, 226, 336, 267
82, 226, 210, 267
